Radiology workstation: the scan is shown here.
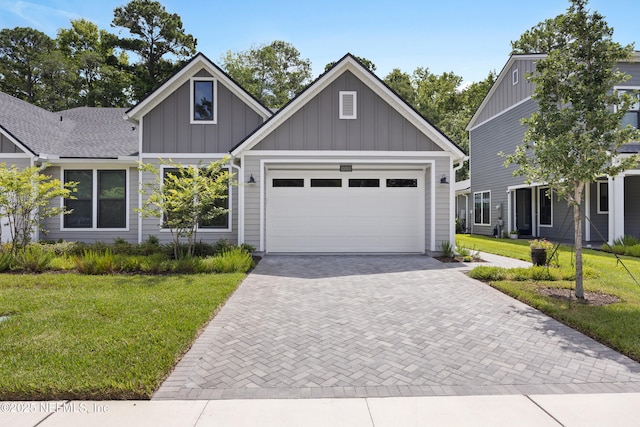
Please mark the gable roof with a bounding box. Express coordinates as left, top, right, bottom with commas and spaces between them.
465, 54, 544, 131
126, 52, 273, 122
0, 92, 137, 158
230, 53, 466, 159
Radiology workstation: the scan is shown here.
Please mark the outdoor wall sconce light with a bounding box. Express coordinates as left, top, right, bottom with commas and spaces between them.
247, 174, 257, 184
440, 174, 449, 184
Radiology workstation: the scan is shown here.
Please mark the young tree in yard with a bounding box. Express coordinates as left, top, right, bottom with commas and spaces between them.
137, 159, 233, 259
0, 164, 75, 252
504, 0, 640, 298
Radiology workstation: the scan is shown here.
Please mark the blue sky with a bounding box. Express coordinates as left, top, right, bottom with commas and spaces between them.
0, 0, 637, 86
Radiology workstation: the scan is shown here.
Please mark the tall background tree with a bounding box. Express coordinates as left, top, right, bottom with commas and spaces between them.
112, 0, 197, 101
222, 40, 312, 109
504, 0, 639, 298
0, 27, 55, 105
58, 19, 131, 107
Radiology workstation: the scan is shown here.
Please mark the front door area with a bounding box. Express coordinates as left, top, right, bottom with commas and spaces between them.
516, 188, 532, 236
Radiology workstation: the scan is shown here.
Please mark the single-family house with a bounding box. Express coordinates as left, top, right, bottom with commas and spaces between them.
466, 53, 640, 245
0, 53, 465, 254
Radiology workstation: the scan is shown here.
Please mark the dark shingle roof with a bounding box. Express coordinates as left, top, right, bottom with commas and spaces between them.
0, 92, 137, 158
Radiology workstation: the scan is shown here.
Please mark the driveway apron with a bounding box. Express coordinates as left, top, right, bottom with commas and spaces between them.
154, 255, 640, 400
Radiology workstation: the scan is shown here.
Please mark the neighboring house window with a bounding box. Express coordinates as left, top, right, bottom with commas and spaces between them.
162, 167, 229, 230
64, 169, 127, 229
339, 91, 357, 119
512, 69, 519, 85
474, 191, 490, 225
191, 77, 217, 124
618, 89, 640, 129
597, 181, 609, 214
539, 187, 553, 227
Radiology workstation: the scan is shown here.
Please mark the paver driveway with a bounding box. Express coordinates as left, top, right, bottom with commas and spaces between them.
154, 255, 640, 400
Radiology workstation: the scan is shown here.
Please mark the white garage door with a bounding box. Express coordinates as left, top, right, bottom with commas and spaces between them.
266, 169, 425, 252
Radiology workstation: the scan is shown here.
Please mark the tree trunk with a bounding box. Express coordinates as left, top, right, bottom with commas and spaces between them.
574, 183, 585, 299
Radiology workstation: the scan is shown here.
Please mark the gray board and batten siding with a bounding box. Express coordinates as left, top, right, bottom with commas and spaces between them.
472, 59, 536, 128
0, 134, 25, 154
469, 99, 538, 235
252, 71, 444, 152
142, 70, 264, 154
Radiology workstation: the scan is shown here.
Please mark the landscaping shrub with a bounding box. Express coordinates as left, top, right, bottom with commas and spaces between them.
613, 235, 640, 247
49, 255, 76, 271
440, 240, 453, 258
208, 248, 254, 273
14, 245, 54, 273
167, 256, 202, 274
468, 266, 507, 281
0, 251, 13, 272
75, 250, 116, 275
139, 253, 170, 274
239, 243, 256, 254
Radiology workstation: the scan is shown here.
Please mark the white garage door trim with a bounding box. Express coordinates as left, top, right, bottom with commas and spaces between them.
265, 168, 426, 253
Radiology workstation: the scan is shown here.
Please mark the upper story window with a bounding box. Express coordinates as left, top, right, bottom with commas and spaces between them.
617, 89, 640, 129
473, 191, 490, 225
191, 77, 217, 124
512, 69, 519, 85
339, 91, 357, 119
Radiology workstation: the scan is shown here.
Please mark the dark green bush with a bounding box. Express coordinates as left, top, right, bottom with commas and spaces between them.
75, 250, 116, 275
207, 248, 254, 273
0, 251, 13, 272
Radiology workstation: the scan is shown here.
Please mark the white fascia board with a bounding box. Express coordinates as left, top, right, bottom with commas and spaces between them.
126, 54, 271, 122
43, 158, 138, 166
241, 150, 454, 157
140, 152, 230, 159
232, 56, 465, 160
506, 181, 546, 191
466, 54, 545, 131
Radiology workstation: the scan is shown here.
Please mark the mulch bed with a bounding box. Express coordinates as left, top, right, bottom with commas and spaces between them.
537, 287, 620, 306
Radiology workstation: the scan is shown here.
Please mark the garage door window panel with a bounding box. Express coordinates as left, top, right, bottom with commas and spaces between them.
387, 179, 418, 188
273, 179, 304, 187
349, 179, 379, 187
311, 179, 342, 187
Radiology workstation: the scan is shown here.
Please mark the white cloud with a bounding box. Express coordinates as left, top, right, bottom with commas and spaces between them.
0, 1, 79, 34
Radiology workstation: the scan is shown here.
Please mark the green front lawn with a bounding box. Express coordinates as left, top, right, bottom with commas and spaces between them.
0, 273, 244, 400
457, 234, 640, 362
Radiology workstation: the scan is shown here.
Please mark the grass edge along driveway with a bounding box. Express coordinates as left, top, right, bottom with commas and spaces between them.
0, 272, 244, 400
457, 234, 640, 363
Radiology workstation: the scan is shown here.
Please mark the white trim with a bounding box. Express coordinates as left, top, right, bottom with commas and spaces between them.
237, 154, 245, 245
507, 189, 513, 235
138, 167, 143, 244
466, 53, 545, 130
258, 158, 435, 253
0, 153, 30, 159
157, 163, 233, 233
585, 182, 591, 242
512, 69, 519, 85
42, 158, 138, 166
506, 181, 545, 191
60, 167, 130, 232
339, 91, 357, 119
596, 180, 609, 214
190, 77, 217, 124
140, 153, 230, 159
473, 190, 491, 226
538, 186, 553, 228
231, 56, 465, 160
241, 150, 455, 158
468, 97, 532, 132
126, 54, 271, 122
228, 161, 241, 245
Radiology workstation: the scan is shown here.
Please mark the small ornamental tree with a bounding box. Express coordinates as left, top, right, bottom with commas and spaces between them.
504, 0, 640, 298
0, 163, 76, 252
137, 158, 233, 259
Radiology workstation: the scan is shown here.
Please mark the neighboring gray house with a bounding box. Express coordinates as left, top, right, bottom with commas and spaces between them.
466, 53, 640, 245
0, 53, 465, 254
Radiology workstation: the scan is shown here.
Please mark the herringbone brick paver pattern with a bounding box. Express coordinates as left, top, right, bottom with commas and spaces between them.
154, 255, 640, 400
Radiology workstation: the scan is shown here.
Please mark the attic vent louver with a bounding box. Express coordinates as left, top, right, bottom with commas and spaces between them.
339, 91, 357, 119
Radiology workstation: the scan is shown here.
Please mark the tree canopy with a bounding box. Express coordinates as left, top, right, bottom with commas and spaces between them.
112, 0, 197, 100
504, 0, 639, 298
221, 41, 312, 109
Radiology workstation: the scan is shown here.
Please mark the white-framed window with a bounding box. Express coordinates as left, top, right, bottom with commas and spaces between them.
512, 69, 519, 85
538, 187, 553, 227
339, 91, 357, 119
615, 87, 640, 129
597, 180, 609, 214
159, 164, 231, 232
190, 77, 217, 124
473, 191, 490, 225
62, 168, 128, 230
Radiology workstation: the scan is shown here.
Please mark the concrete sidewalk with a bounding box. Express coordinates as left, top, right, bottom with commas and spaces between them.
3, 393, 640, 426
